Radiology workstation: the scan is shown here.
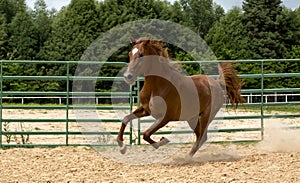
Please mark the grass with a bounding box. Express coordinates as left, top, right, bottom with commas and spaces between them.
239, 105, 300, 113
264, 106, 300, 113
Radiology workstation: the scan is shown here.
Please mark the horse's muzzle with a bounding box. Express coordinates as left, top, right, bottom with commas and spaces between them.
124, 72, 135, 84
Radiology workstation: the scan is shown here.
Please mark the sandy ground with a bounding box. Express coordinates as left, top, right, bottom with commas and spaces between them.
0, 109, 299, 182
2, 108, 296, 145
0, 144, 299, 182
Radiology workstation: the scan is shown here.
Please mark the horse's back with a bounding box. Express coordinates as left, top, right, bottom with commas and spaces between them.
189, 74, 224, 111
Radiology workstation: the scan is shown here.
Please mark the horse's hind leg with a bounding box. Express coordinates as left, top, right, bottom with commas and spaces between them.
188, 111, 211, 157
188, 121, 207, 157
117, 106, 149, 154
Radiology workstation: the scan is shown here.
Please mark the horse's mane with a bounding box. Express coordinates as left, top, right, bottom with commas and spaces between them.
135, 38, 181, 71
135, 38, 169, 58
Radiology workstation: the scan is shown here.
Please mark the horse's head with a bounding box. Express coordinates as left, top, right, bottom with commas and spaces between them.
124, 37, 167, 84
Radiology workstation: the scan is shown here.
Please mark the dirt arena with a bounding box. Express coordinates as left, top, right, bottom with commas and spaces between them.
0, 144, 299, 182
0, 109, 299, 182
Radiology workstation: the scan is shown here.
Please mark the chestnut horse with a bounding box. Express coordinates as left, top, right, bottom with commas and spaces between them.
117, 38, 245, 157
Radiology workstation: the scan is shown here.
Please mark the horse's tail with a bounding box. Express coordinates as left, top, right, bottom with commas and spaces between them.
218, 62, 246, 109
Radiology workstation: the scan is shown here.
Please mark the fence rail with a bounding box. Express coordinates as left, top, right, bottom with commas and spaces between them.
0, 59, 299, 148
2, 93, 300, 105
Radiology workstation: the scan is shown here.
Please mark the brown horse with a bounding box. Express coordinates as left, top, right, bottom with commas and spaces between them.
117, 37, 245, 157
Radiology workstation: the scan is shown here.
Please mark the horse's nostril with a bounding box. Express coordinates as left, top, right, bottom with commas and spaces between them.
127, 74, 133, 80
124, 73, 133, 81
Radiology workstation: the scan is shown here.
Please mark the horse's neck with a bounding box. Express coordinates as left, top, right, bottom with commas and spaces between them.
144, 60, 184, 86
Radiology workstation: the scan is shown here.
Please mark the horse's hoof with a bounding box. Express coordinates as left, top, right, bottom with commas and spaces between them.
186, 153, 193, 159
150, 137, 170, 149
160, 137, 170, 145
184, 154, 194, 161
119, 143, 127, 154
151, 143, 160, 149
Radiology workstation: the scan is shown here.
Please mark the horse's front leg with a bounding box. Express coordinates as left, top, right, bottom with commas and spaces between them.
117, 106, 149, 154
143, 118, 170, 149
116, 113, 136, 154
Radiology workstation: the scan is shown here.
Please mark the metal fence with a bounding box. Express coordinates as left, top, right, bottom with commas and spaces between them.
0, 59, 299, 148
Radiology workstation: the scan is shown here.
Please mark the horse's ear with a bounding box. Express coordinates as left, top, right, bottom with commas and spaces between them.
162, 48, 170, 58
130, 35, 136, 45
144, 39, 150, 45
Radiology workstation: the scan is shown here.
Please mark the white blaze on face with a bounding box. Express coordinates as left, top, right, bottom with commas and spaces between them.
132, 48, 139, 56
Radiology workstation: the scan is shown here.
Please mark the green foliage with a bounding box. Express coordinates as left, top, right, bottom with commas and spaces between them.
236, 0, 300, 89
242, 0, 286, 59
170, 1, 184, 24
285, 45, 300, 59
0, 0, 299, 94
173, 50, 200, 75
32, 0, 53, 59
38, 0, 101, 93
205, 7, 249, 60
8, 0, 38, 60
99, 0, 171, 32
283, 7, 300, 58
179, 0, 224, 38
41, 0, 99, 61
0, 0, 18, 23
0, 14, 8, 59
2, 62, 62, 93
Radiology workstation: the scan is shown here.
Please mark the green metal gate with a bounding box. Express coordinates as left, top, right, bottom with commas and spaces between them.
0, 59, 299, 148
134, 59, 300, 144
0, 60, 133, 147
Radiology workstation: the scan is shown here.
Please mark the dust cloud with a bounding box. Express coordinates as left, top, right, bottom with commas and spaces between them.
257, 120, 300, 152
167, 144, 241, 165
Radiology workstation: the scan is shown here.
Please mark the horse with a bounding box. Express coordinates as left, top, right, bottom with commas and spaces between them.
117, 37, 245, 157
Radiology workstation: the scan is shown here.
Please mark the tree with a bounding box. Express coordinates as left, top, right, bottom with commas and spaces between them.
242, 0, 286, 59
98, 0, 172, 32
283, 7, 300, 58
170, 1, 184, 24
41, 0, 100, 61
242, 0, 300, 89
206, 7, 260, 89
38, 0, 101, 93
96, 0, 174, 63
280, 8, 300, 88
170, 0, 224, 71
0, 0, 18, 23
0, 14, 8, 59
213, 3, 225, 22
206, 7, 249, 60
8, 0, 38, 60
0, 0, 18, 59
32, 0, 53, 60
179, 0, 224, 38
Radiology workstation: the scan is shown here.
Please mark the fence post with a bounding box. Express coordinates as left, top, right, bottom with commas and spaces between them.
128, 84, 132, 144
260, 60, 264, 140
137, 78, 141, 145
0, 61, 2, 148
66, 61, 70, 146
